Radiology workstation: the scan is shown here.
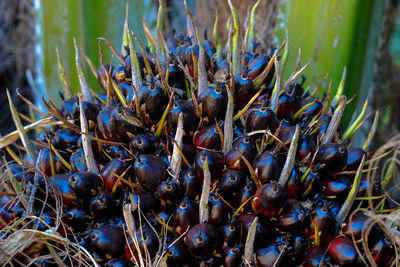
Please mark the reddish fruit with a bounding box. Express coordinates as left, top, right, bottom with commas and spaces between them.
253, 182, 287, 217
328, 236, 358, 265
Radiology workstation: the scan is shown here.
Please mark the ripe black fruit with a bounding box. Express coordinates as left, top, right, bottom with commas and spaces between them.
185, 223, 218, 259
253, 182, 287, 217
134, 154, 167, 192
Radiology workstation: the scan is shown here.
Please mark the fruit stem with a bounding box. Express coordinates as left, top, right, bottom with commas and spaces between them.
291, 97, 318, 122
142, 17, 156, 55
184, 0, 197, 46
332, 67, 346, 106
56, 47, 72, 99
25, 149, 43, 216
342, 97, 368, 141
122, 2, 129, 57
199, 158, 211, 223
7, 89, 37, 165
321, 95, 347, 144
171, 113, 184, 178
244, 216, 258, 265
79, 95, 100, 175
74, 38, 93, 103
362, 111, 379, 151
335, 154, 365, 228
80, 48, 99, 80
223, 85, 234, 154
126, 28, 142, 90
270, 57, 281, 113
110, 78, 128, 107
213, 11, 222, 64
155, 89, 174, 137
228, 0, 240, 76
155, 0, 165, 61
247, 0, 260, 49
281, 61, 312, 93
98, 37, 127, 67
233, 85, 265, 121
279, 124, 300, 187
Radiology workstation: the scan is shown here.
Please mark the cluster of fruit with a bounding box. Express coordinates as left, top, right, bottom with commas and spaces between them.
0, 2, 394, 267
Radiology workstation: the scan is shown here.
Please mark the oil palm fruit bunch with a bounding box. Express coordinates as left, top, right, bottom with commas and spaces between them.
0, 1, 396, 266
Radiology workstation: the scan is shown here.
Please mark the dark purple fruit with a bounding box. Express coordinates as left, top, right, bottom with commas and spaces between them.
68, 172, 104, 201
125, 226, 160, 262
234, 72, 255, 109
70, 148, 88, 172
61, 98, 76, 120
101, 158, 130, 191
306, 205, 336, 246
185, 223, 218, 259
235, 179, 256, 212
208, 192, 229, 226
167, 59, 185, 88
217, 169, 246, 201
328, 236, 358, 265
245, 107, 279, 135
303, 246, 331, 267
168, 99, 199, 134
225, 136, 256, 171
63, 207, 90, 231
345, 147, 365, 170
39, 148, 66, 176
90, 225, 124, 259
247, 54, 272, 81
253, 182, 287, 217
315, 143, 348, 173
276, 92, 301, 120
285, 167, 302, 199
252, 151, 282, 184
342, 213, 380, 247
97, 106, 142, 142
173, 197, 199, 235
157, 179, 183, 206
134, 154, 167, 192
255, 242, 286, 267
222, 244, 243, 267
237, 213, 269, 243
167, 238, 192, 266
193, 123, 222, 151
138, 77, 168, 123
275, 199, 305, 232
90, 191, 120, 221
198, 83, 228, 124
371, 236, 394, 266
179, 167, 201, 199
53, 128, 80, 151
218, 221, 240, 249
323, 176, 352, 199
129, 133, 158, 155
130, 190, 159, 214
72, 100, 99, 126
297, 135, 316, 163
194, 150, 225, 182
50, 174, 78, 208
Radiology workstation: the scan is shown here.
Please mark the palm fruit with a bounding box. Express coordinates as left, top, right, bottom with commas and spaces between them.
0, 1, 392, 266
